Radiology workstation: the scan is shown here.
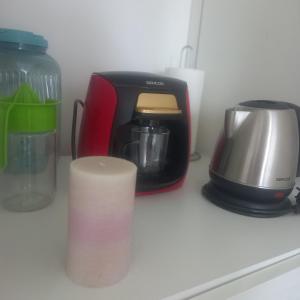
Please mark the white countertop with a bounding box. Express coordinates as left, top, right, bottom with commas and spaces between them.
1, 156, 300, 300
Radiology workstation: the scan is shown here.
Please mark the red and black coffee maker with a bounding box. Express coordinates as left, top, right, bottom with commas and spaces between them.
72, 72, 190, 195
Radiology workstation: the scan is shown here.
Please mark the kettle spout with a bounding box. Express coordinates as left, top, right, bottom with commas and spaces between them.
224, 108, 250, 138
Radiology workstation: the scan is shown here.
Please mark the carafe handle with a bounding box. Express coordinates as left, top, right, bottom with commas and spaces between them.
71, 99, 84, 160
121, 140, 140, 158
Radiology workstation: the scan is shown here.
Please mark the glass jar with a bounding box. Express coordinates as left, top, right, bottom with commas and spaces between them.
0, 28, 61, 100
3, 131, 56, 212
0, 29, 61, 211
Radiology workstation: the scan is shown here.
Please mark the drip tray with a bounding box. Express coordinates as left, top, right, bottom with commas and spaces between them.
202, 181, 293, 218
136, 171, 180, 192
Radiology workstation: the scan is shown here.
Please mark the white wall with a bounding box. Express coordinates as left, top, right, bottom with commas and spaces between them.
0, 0, 192, 154
196, 0, 300, 155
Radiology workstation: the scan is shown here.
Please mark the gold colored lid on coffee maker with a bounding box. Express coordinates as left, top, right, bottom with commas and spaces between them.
136, 93, 182, 114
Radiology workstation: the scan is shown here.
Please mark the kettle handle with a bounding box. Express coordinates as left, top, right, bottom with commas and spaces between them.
71, 99, 84, 160
286, 103, 300, 177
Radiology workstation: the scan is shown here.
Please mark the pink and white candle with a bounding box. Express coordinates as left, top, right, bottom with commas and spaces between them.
66, 156, 137, 287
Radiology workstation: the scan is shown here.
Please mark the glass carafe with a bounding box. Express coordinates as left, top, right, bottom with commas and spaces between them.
123, 122, 170, 174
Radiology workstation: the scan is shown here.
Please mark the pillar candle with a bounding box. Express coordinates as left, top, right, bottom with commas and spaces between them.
66, 156, 137, 287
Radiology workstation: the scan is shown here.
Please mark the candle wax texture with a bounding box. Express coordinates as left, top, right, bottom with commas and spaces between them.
66, 156, 137, 287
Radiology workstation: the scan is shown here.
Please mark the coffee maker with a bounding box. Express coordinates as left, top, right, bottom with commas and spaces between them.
72, 72, 190, 195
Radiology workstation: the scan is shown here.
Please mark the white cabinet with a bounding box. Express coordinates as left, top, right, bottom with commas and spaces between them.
1, 157, 300, 300
189, 255, 300, 300
229, 266, 300, 300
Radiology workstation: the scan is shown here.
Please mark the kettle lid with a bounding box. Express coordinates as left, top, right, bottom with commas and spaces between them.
240, 100, 291, 110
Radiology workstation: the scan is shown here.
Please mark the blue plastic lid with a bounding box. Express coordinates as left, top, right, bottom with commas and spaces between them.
0, 28, 48, 48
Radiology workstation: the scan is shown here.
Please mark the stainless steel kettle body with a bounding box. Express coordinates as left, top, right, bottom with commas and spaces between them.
210, 101, 300, 198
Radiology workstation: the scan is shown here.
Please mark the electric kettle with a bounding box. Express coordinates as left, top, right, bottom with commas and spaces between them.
203, 100, 300, 217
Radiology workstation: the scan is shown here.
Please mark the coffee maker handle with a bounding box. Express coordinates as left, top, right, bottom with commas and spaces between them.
71, 99, 84, 160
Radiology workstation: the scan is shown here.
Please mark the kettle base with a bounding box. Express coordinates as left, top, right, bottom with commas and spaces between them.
202, 181, 293, 218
